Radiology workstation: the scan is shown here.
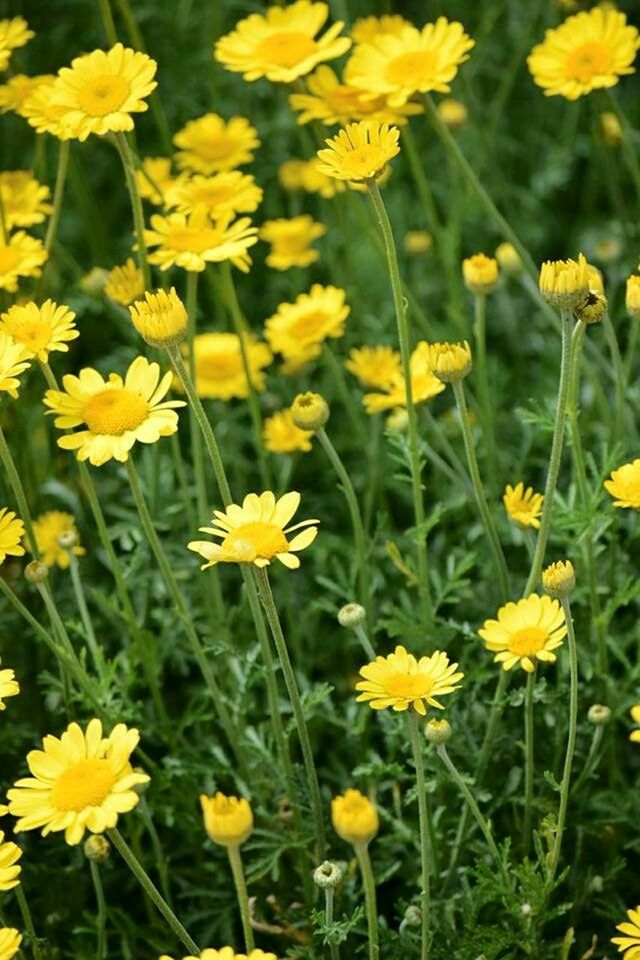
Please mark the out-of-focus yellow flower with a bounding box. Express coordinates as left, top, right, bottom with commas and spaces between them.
0, 508, 25, 565
20, 78, 70, 140
345, 345, 402, 389
0, 17, 34, 71
289, 65, 421, 126
363, 341, 445, 414
542, 560, 575, 598
0, 830, 21, 889
145, 209, 258, 273
495, 242, 522, 275
0, 231, 47, 292
605, 459, 640, 509
265, 284, 348, 368
279, 158, 345, 198
0, 331, 31, 397
539, 253, 588, 309
259, 215, 326, 270
404, 230, 432, 256
129, 288, 188, 349
437, 97, 468, 129
173, 114, 260, 175
175, 332, 272, 401
165, 172, 262, 218
331, 789, 379, 845
463, 253, 499, 294
503, 482, 544, 529
0, 300, 78, 362
600, 111, 622, 145
479, 594, 567, 673
350, 14, 410, 46
594, 238, 621, 263
104, 258, 145, 306
263, 408, 313, 454
625, 275, 640, 318
356, 644, 463, 714
0, 929, 21, 960
200, 792, 253, 847
0, 74, 54, 115
316, 120, 400, 183
0, 171, 51, 230
135, 157, 174, 205
630, 706, 640, 744
32, 511, 85, 569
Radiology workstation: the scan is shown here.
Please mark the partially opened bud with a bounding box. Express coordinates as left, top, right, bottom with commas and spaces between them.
539, 254, 589, 310
431, 341, 472, 383
129, 288, 188, 348
331, 789, 379, 846
495, 242, 522, 276
25, 560, 48, 584
200, 792, 253, 847
463, 253, 499, 294
626, 276, 640, 319
542, 560, 575, 598
291, 391, 329, 432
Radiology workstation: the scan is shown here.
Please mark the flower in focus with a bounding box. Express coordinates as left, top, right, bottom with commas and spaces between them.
0, 74, 54, 115
0, 17, 34, 71
289, 65, 421, 126
479, 594, 567, 673
539, 253, 589, 309
129, 288, 188, 349
175, 115, 259, 177
345, 345, 402, 389
51, 43, 157, 140
135, 156, 174, 205
176, 332, 271, 401
0, 929, 21, 960
345, 18, 475, 107
495, 242, 522, 275
263, 408, 313, 454
160, 950, 276, 960
612, 905, 640, 959
430, 340, 472, 383
44, 356, 185, 466
437, 97, 468, 129
503, 482, 544, 529
7, 718, 149, 845
214, 0, 351, 84
316, 120, 400, 183
200, 792, 253, 847
363, 341, 445, 414
145, 209, 258, 273
260, 215, 326, 270
626, 276, 640, 318
542, 560, 575, 598
0, 231, 47, 292
527, 7, 640, 100
188, 490, 318, 570
0, 332, 31, 397
0, 171, 52, 230
32, 511, 85, 569
0, 508, 25, 564
350, 14, 409, 46
265, 284, 348, 368
0, 831, 21, 890
356, 645, 463, 715
605, 459, 640, 509
463, 253, 499, 294
104, 258, 145, 306
630, 706, 640, 744
0, 300, 78, 362
0, 662, 19, 713
165, 172, 263, 218
332, 789, 379, 845
278, 159, 345, 198
290, 391, 329, 431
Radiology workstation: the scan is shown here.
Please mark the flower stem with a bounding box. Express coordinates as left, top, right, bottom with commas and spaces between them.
571, 724, 604, 796
15, 884, 44, 960
108, 827, 199, 954
354, 842, 379, 960
624, 317, 640, 384
407, 711, 431, 960
367, 179, 433, 631
227, 844, 255, 952
523, 670, 536, 854
114, 131, 150, 289
44, 140, 70, 256
601, 311, 625, 445
324, 885, 340, 960
90, 860, 108, 960
68, 552, 105, 682
0, 423, 38, 556
472, 292, 498, 494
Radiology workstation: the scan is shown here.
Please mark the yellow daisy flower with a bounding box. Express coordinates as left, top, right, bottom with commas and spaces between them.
345, 345, 402, 389
316, 120, 400, 183
50, 43, 157, 140
0, 231, 47, 292
0, 74, 54, 115
32, 511, 85, 570
0, 300, 78, 362
0, 171, 52, 230
539, 253, 589, 310
20, 78, 71, 140
173, 114, 260, 175
289, 65, 421, 126
0, 508, 25, 565
479, 594, 567, 673
503, 482, 544, 529
612, 905, 640, 960
527, 7, 640, 101
264, 284, 348, 366
345, 18, 475, 107
0, 17, 34, 71
0, 831, 21, 890
135, 156, 175, 205
462, 253, 499, 294
160, 950, 277, 960
259, 215, 326, 270
145, 209, 258, 273
188, 490, 318, 570
0, 663, 19, 712
214, 0, 351, 84
0, 332, 31, 398
176, 332, 272, 401
263, 408, 313, 454
363, 341, 445, 414
332, 789, 379, 845
44, 356, 185, 466
104, 258, 145, 306
165, 171, 263, 218
278, 158, 345, 198
200, 792, 254, 847
630, 705, 640, 744
605, 459, 640, 509
0, 929, 21, 960
7, 718, 149, 846
356, 645, 463, 715
350, 14, 410, 46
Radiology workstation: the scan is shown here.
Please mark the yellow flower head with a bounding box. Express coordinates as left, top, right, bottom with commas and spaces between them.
0, 331, 31, 398
0, 231, 47, 292
165, 172, 263, 219
214, 0, 351, 84
135, 156, 174, 205
495, 242, 522, 275
0, 17, 34, 71
605, 458, 640, 509
145, 209, 258, 274
265, 284, 348, 366
0, 661, 19, 712
539, 253, 589, 309
44, 356, 186, 467
503, 482, 544, 529
0, 929, 21, 960
188, 490, 318, 570
363, 341, 445, 414
51, 43, 157, 140
200, 792, 254, 847
345, 18, 475, 107
626, 275, 640, 318
129, 288, 188, 349
279, 159, 345, 198
289, 65, 421, 126
0, 508, 25, 564
20, 78, 71, 140
104, 258, 145, 306
0, 74, 54, 115
527, 7, 640, 101
315, 120, 400, 183
430, 340, 472, 383
437, 97, 468, 129
32, 511, 85, 570
176, 332, 272, 401
0, 300, 78, 362
173, 114, 260, 175
463, 253, 499, 294
263, 408, 313, 454
160, 950, 277, 960
612, 905, 640, 959
331, 789, 379, 845
259, 215, 326, 270
0, 831, 21, 890
0, 171, 52, 230
345, 345, 402, 389
542, 560, 575, 598
290, 391, 329, 432
351, 14, 410, 46
630, 705, 640, 744
7, 718, 149, 846
356, 645, 463, 715
479, 594, 567, 673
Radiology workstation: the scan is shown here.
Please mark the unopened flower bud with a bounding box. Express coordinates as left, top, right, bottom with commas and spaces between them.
588, 704, 611, 726
338, 603, 366, 629
385, 407, 409, 433
313, 860, 344, 889
57, 528, 78, 551
431, 341, 472, 383
25, 560, 48, 584
399, 904, 422, 936
437, 97, 468, 130
542, 560, 575, 598
626, 275, 640, 319
495, 242, 522, 276
84, 835, 110, 862
291, 391, 329, 432
575, 290, 607, 325
425, 718, 452, 744
539, 253, 589, 310
331, 789, 379, 846
463, 253, 499, 294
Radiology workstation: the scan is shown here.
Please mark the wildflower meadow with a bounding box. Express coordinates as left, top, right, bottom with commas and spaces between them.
1, 0, 640, 958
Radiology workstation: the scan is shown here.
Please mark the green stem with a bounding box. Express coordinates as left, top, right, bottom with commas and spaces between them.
90, 860, 108, 960
407, 711, 431, 960
624, 318, 640, 385
605, 89, 640, 208
0, 423, 38, 556
602, 311, 625, 444
227, 844, 255, 952
323, 345, 361, 437
571, 725, 604, 796
473, 293, 498, 494
44, 140, 70, 256
98, 0, 119, 44
523, 671, 535, 854
354, 843, 379, 960
324, 886, 340, 960
114, 132, 151, 289
354, 623, 376, 661
15, 885, 44, 960
68, 552, 105, 682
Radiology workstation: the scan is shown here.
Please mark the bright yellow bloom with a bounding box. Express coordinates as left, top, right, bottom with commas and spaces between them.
260, 215, 326, 270
0, 171, 51, 230
44, 357, 185, 466
527, 7, 640, 101
612, 905, 640, 959
0, 831, 21, 890
129, 288, 188, 349
363, 341, 445, 414
278, 159, 345, 198
345, 345, 402, 389
542, 560, 575, 598
104, 258, 145, 306
51, 43, 157, 140
0, 929, 21, 960
173, 114, 260, 175
495, 242, 522, 275
626, 276, 640, 318
630, 706, 640, 744
135, 157, 174, 205
289, 65, 421, 126
316, 120, 400, 183
263, 409, 313, 454
32, 511, 85, 570
0, 17, 34, 71
503, 482, 544, 528
430, 340, 472, 383
160, 950, 277, 960
0, 662, 19, 712
350, 14, 410, 46
166, 172, 262, 220
437, 97, 468, 129
0, 231, 47, 292
605, 459, 640, 509
479, 594, 567, 673
265, 284, 348, 367
345, 19, 475, 107
20, 78, 71, 140
214, 0, 351, 84
0, 508, 25, 564
331, 789, 379, 845
539, 253, 589, 309
0, 300, 78, 362
188, 491, 318, 570
0, 74, 54, 115
463, 253, 499, 294
356, 644, 463, 715
145, 209, 258, 273
7, 718, 149, 846
200, 792, 254, 847
176, 332, 272, 401
0, 332, 31, 397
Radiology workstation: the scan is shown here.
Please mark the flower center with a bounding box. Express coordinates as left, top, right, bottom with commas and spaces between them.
198, 351, 242, 380
7, 319, 50, 353
0, 246, 19, 274
77, 74, 130, 116
168, 226, 216, 253
290, 308, 328, 341
223, 521, 288, 561
256, 31, 317, 68
190, 183, 234, 207
508, 626, 548, 658
385, 673, 434, 699
272, 229, 312, 254
386, 49, 438, 86
565, 42, 612, 83
51, 758, 116, 811
193, 134, 238, 162
83, 388, 149, 435
340, 145, 386, 179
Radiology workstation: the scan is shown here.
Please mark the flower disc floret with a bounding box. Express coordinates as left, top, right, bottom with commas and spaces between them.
316, 120, 400, 183
0, 300, 77, 362
479, 594, 567, 673
356, 644, 463, 714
